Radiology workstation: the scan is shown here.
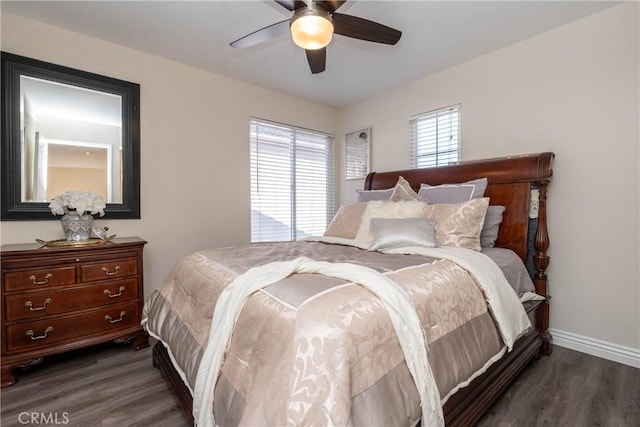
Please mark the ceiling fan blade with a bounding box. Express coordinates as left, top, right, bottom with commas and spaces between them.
315, 1, 346, 13
332, 13, 402, 45
230, 19, 290, 49
306, 48, 326, 74
274, 0, 307, 11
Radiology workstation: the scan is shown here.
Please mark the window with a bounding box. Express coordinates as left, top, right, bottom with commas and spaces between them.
250, 119, 335, 243
410, 104, 460, 168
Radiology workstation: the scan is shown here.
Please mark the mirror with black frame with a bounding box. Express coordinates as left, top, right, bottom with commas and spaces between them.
1, 52, 140, 220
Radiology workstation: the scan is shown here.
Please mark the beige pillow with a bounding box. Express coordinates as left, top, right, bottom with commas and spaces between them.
389, 176, 428, 202
324, 203, 368, 239
354, 200, 429, 246
425, 198, 489, 251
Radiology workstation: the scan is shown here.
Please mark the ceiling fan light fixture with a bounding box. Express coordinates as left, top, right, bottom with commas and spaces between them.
290, 8, 334, 50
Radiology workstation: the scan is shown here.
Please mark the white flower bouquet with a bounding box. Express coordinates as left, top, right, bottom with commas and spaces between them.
48, 191, 106, 217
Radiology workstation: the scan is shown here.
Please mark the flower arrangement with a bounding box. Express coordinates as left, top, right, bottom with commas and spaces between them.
48, 191, 106, 217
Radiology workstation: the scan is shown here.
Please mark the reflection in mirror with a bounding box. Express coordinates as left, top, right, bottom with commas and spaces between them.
20, 76, 123, 203
1, 52, 140, 220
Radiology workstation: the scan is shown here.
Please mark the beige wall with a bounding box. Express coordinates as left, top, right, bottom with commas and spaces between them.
0, 12, 339, 295
337, 3, 639, 351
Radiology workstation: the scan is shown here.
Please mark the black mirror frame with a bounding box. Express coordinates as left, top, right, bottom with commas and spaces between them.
1, 52, 140, 220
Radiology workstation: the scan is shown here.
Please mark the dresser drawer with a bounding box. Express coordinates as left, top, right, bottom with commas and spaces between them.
4, 278, 139, 322
80, 258, 137, 282
4, 267, 77, 292
5, 301, 140, 352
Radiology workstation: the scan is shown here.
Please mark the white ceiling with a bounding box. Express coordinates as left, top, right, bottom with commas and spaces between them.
1, 0, 620, 108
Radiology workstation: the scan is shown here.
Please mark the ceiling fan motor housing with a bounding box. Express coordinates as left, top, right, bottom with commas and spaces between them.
290, 6, 334, 50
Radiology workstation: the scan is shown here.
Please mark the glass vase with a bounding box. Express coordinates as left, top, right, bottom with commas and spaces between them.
60, 211, 94, 241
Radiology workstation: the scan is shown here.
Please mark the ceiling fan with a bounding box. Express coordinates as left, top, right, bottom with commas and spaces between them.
230, 0, 402, 74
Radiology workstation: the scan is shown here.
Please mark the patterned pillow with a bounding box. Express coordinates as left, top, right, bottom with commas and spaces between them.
425, 198, 489, 251
418, 178, 488, 203
390, 176, 428, 202
369, 218, 437, 251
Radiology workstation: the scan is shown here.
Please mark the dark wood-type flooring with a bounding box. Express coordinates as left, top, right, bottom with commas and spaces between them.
1, 341, 638, 426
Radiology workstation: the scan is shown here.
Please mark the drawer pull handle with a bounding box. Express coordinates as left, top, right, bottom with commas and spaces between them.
24, 298, 53, 311
25, 326, 53, 340
105, 311, 126, 324
103, 286, 126, 298
29, 273, 53, 285
101, 266, 121, 276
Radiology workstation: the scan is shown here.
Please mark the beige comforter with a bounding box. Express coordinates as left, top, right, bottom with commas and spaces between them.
142, 241, 525, 426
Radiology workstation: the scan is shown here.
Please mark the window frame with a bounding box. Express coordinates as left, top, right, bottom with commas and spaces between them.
249, 118, 335, 243
410, 104, 461, 168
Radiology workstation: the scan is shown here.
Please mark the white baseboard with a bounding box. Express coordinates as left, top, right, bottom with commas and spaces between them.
549, 328, 640, 368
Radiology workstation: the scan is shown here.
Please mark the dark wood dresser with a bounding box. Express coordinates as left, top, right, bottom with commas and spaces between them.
0, 236, 149, 387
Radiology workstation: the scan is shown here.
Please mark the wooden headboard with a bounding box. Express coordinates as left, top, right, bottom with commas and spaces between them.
364, 152, 554, 299
365, 153, 553, 259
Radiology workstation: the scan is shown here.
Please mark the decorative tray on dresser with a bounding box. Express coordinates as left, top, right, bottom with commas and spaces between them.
1, 236, 149, 387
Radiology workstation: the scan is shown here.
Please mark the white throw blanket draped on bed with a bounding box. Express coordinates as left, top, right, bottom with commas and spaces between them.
193, 256, 444, 427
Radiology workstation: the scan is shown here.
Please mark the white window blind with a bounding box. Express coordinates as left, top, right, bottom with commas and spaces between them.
410, 105, 460, 168
250, 119, 335, 243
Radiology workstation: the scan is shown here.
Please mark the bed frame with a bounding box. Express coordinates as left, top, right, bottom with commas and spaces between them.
152, 152, 554, 426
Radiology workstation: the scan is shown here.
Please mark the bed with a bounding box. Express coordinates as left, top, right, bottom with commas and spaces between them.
144, 152, 554, 426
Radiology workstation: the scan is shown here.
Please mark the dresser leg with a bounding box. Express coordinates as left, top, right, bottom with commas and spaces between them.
132, 331, 150, 350
1, 364, 17, 387
114, 330, 149, 350
1, 357, 45, 387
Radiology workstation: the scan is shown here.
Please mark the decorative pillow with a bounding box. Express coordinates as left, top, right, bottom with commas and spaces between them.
390, 176, 428, 202
355, 188, 394, 203
481, 205, 506, 248
354, 200, 429, 246
324, 203, 368, 239
418, 178, 488, 204
369, 218, 437, 251
424, 197, 489, 251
